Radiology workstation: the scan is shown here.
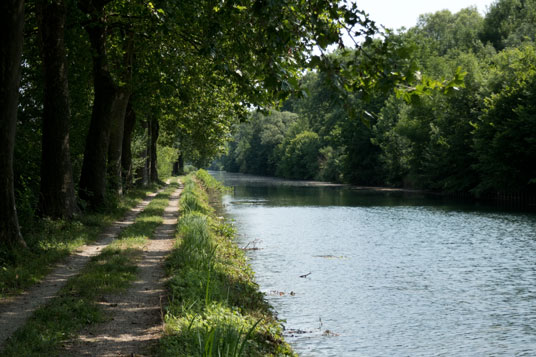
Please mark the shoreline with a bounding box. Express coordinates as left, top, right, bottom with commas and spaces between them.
159, 170, 296, 356
209, 170, 536, 208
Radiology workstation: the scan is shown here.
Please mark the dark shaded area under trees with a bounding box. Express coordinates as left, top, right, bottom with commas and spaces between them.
215, 1, 536, 205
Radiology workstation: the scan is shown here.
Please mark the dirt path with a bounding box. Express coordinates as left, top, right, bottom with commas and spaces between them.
64, 184, 182, 356
0, 186, 166, 348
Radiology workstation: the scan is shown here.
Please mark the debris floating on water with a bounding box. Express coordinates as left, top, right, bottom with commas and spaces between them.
267, 290, 297, 296
313, 255, 347, 259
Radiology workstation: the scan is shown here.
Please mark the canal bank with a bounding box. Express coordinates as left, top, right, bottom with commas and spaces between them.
159, 170, 295, 356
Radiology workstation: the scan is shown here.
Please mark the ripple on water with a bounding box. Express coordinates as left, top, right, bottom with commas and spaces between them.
213, 171, 536, 357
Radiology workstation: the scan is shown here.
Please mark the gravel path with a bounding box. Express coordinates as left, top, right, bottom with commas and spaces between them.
0, 186, 165, 348
64, 184, 182, 356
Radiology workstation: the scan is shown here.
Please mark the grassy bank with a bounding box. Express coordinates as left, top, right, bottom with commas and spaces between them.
1, 182, 179, 356
159, 170, 295, 356
0, 184, 163, 299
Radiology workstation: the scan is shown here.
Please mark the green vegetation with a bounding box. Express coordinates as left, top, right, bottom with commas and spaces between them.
215, 1, 536, 202
2, 0, 535, 349
159, 170, 294, 356
1, 183, 177, 356
3, 0, 404, 248
157, 145, 180, 181
0, 184, 161, 298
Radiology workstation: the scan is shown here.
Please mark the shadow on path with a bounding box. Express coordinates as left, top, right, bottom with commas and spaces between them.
64, 185, 183, 356
0, 187, 166, 348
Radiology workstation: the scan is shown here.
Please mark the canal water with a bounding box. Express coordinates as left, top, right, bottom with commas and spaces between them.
210, 171, 536, 356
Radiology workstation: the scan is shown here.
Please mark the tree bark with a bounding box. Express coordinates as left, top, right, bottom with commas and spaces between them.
121, 98, 136, 189
0, 0, 26, 247
149, 117, 159, 183
78, 0, 117, 209
37, 0, 79, 219
107, 87, 130, 195
178, 152, 185, 175
107, 32, 133, 195
172, 151, 184, 176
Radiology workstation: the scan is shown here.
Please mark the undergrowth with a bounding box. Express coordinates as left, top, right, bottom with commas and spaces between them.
1, 182, 179, 356
159, 170, 294, 356
0, 183, 162, 299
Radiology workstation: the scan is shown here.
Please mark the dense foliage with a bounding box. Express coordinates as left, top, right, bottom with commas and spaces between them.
3, 0, 407, 247
215, 2, 536, 199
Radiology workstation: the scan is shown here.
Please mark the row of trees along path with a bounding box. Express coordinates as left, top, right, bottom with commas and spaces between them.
0, 181, 181, 352
0, 0, 419, 250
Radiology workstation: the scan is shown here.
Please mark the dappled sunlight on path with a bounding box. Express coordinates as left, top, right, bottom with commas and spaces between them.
0, 188, 164, 348
64, 184, 182, 356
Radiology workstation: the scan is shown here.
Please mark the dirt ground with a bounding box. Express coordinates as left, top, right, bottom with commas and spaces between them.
0, 187, 164, 349
63, 185, 182, 356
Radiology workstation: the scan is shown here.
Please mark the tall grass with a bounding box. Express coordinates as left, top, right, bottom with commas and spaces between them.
196, 169, 225, 191
160, 172, 294, 357
179, 175, 212, 215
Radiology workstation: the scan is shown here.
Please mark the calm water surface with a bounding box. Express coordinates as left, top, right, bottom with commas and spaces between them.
210, 171, 536, 356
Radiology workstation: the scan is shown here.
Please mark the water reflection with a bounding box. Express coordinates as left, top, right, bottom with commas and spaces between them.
211, 171, 536, 356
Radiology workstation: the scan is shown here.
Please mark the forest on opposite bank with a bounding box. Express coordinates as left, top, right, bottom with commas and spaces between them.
215, 0, 536, 201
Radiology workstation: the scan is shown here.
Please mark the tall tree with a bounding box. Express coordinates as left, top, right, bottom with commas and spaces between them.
0, 0, 26, 247
77, 0, 117, 208
107, 30, 134, 194
480, 0, 536, 50
37, 0, 79, 218
149, 116, 159, 183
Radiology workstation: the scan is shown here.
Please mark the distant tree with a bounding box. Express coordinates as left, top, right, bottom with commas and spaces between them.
481, 0, 536, 50
277, 131, 321, 180
473, 45, 536, 194
415, 8, 484, 56
227, 111, 297, 175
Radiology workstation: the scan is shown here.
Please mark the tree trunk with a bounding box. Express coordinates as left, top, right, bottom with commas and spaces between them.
78, 0, 116, 209
149, 117, 159, 183
172, 151, 184, 176
107, 32, 133, 195
178, 152, 185, 175
37, 0, 79, 219
107, 88, 130, 195
121, 98, 136, 189
0, 0, 26, 247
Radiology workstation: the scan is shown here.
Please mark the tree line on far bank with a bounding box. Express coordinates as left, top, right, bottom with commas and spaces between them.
214, 1, 536, 201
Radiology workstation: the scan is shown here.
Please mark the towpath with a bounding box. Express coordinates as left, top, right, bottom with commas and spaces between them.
0, 185, 166, 348
63, 184, 182, 356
